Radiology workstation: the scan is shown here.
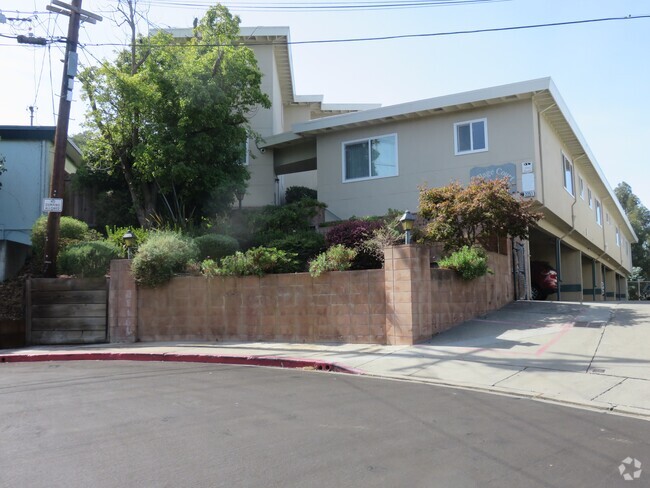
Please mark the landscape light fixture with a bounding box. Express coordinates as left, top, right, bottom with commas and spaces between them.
399, 210, 416, 245
122, 229, 135, 259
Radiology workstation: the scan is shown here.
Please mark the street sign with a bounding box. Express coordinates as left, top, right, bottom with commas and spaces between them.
42, 198, 63, 213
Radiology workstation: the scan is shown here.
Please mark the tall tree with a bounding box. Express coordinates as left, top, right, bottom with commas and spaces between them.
78, 3, 270, 228
614, 182, 650, 278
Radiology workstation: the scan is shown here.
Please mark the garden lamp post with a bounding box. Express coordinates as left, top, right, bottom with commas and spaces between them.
122, 229, 135, 259
399, 210, 416, 245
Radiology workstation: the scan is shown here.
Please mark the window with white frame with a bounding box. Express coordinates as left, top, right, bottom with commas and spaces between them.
616, 227, 621, 247
454, 118, 487, 155
238, 139, 250, 165
578, 176, 584, 199
343, 134, 397, 182
563, 153, 574, 196
606, 212, 610, 225
595, 199, 602, 226
588, 188, 593, 208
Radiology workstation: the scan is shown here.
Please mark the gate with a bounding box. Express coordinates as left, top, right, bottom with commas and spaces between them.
26, 278, 108, 345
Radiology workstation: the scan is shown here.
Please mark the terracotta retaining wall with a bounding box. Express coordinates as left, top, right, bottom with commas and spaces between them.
109, 245, 513, 346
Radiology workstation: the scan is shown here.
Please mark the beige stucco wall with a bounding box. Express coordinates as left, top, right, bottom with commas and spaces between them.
536, 114, 575, 226
284, 105, 313, 128
534, 108, 633, 274
240, 44, 281, 207
316, 100, 536, 219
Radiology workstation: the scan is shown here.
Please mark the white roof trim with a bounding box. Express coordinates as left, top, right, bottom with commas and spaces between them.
544, 79, 637, 242
292, 77, 552, 134
280, 77, 635, 242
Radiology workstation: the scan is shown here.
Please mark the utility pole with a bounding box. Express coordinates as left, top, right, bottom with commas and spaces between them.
42, 0, 101, 277
28, 106, 35, 126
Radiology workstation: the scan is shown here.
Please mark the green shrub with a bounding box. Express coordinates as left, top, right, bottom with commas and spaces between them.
267, 231, 326, 271
203, 247, 298, 277
31, 216, 94, 270
437, 245, 491, 280
131, 231, 199, 287
309, 245, 357, 277
325, 219, 383, 270
285, 186, 317, 204
58, 240, 120, 278
194, 234, 239, 261
250, 199, 325, 246
360, 211, 406, 264
105, 226, 150, 258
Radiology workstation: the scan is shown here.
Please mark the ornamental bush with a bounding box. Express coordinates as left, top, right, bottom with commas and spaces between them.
105, 226, 150, 258
131, 231, 199, 287
437, 245, 491, 281
57, 240, 120, 278
267, 231, 326, 271
419, 177, 542, 252
203, 247, 298, 277
285, 186, 317, 204
309, 244, 357, 277
250, 199, 325, 245
31, 216, 96, 271
194, 233, 239, 261
325, 219, 383, 270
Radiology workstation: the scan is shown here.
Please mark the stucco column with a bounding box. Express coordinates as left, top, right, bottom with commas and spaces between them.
383, 245, 432, 345
108, 259, 138, 343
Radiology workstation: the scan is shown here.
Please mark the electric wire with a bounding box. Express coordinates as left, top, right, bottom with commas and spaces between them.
141, 0, 507, 12
71, 13, 650, 48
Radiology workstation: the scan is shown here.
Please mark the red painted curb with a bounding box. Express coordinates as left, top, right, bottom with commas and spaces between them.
0, 352, 363, 375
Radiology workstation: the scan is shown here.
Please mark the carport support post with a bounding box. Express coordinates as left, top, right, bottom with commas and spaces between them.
555, 238, 562, 301
592, 260, 597, 301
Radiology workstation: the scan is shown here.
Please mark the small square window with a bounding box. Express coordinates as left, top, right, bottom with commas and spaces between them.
454, 118, 487, 155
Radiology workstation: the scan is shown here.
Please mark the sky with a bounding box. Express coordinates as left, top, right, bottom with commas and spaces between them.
1, 0, 649, 208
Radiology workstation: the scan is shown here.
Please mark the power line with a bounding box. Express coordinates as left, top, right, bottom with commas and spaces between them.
139, 0, 507, 11
71, 13, 650, 48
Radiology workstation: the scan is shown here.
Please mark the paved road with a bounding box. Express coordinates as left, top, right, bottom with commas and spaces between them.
1, 362, 649, 488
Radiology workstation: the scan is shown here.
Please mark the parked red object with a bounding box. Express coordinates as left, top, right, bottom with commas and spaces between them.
530, 261, 558, 300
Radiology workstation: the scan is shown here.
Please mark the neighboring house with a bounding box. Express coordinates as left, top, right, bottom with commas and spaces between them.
168, 26, 638, 301
0, 126, 82, 281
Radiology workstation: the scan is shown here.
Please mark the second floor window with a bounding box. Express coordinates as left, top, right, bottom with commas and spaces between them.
454, 118, 487, 154
343, 134, 398, 182
596, 199, 602, 226
579, 176, 584, 199
563, 154, 574, 196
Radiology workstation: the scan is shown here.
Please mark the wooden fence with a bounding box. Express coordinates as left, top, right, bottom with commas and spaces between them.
27, 278, 108, 345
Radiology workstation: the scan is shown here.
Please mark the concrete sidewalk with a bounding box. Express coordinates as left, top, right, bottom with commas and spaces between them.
3, 301, 650, 419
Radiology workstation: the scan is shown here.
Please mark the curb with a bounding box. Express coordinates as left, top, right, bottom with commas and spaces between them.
358, 371, 650, 421
0, 352, 363, 375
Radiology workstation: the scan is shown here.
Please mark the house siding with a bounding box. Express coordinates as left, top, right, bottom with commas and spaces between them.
317, 100, 536, 219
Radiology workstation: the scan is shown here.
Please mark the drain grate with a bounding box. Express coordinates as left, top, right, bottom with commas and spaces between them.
573, 321, 606, 328
590, 368, 606, 374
